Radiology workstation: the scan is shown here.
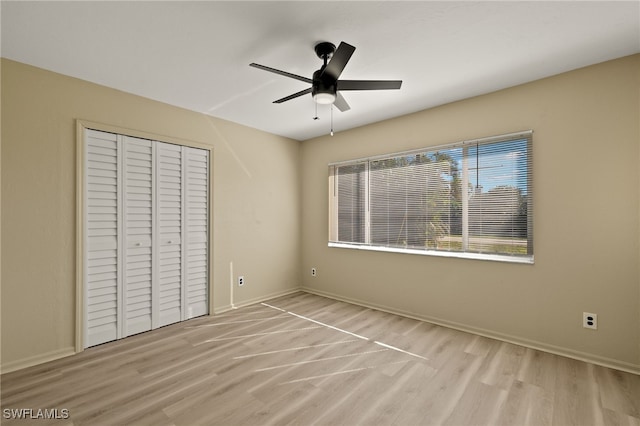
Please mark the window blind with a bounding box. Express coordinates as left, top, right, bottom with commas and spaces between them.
329, 131, 533, 262
336, 163, 367, 244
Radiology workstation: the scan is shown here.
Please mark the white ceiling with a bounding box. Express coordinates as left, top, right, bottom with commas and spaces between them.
2, 1, 639, 141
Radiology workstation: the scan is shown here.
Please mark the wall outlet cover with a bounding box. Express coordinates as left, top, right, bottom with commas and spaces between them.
583, 312, 597, 330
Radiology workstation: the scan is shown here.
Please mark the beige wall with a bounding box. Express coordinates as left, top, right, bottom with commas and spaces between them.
301, 55, 640, 372
2, 55, 639, 374
0, 59, 302, 372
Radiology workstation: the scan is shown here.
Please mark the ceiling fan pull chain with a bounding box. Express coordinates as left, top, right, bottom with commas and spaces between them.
330, 105, 334, 136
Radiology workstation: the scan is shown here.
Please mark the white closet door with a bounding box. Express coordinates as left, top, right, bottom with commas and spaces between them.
122, 136, 154, 336
156, 142, 183, 327
184, 147, 209, 318
85, 130, 120, 348
84, 130, 209, 347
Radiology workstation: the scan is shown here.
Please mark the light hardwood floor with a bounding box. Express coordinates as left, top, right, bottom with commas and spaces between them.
2, 292, 639, 425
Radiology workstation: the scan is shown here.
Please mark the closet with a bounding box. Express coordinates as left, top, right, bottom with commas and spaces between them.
83, 129, 209, 348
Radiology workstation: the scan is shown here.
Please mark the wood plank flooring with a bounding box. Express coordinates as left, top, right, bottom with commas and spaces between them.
2, 292, 639, 425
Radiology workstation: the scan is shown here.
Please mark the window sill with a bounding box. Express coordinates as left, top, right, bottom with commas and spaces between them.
328, 242, 534, 264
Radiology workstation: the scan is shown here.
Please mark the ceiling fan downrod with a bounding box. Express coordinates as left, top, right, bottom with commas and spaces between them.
314, 42, 336, 67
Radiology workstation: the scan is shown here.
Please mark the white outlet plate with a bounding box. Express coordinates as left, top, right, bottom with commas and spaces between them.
583, 312, 597, 330
311, 268, 317, 277
238, 276, 244, 286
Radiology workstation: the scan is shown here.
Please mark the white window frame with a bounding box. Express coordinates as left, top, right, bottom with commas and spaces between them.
328, 131, 533, 264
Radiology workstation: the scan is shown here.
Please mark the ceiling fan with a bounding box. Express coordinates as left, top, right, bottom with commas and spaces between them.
250, 41, 402, 112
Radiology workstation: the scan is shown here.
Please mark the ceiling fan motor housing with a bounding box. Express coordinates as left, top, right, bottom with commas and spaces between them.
312, 69, 337, 100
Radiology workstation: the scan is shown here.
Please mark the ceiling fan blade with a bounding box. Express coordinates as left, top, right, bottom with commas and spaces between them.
321, 42, 356, 81
337, 80, 403, 91
334, 92, 351, 112
250, 63, 312, 84
273, 87, 313, 104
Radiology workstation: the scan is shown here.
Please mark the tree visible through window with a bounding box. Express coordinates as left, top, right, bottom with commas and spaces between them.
328, 131, 533, 262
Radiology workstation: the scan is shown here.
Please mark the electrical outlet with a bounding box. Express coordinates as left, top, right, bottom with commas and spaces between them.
238, 276, 244, 287
311, 267, 317, 277
583, 312, 597, 330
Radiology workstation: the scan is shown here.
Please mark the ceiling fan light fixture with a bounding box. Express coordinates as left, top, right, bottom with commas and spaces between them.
313, 92, 336, 105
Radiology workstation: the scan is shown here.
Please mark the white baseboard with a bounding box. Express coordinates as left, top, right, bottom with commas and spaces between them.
7, 287, 635, 376
214, 287, 303, 314
1, 347, 76, 375
301, 287, 640, 376
3, 288, 303, 374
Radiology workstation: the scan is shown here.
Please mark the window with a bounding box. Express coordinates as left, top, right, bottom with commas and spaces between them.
329, 131, 533, 263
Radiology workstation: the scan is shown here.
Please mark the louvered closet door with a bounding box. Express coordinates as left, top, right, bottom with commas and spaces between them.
184, 147, 209, 318
122, 136, 154, 336
156, 142, 183, 327
85, 130, 120, 347
84, 130, 209, 347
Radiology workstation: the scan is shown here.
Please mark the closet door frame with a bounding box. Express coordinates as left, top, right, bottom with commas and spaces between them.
75, 120, 213, 352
